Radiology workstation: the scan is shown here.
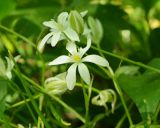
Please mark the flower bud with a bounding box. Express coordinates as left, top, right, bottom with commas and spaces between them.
69, 10, 84, 35
44, 72, 67, 95
88, 16, 103, 44
92, 89, 116, 113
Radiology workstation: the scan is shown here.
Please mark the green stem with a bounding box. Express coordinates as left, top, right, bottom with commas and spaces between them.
0, 119, 17, 128
81, 79, 89, 126
91, 46, 160, 74
8, 94, 41, 109
76, 83, 100, 93
153, 102, 160, 123
37, 95, 44, 128
97, 44, 105, 58
21, 73, 85, 123
0, 24, 36, 48
50, 94, 85, 123
108, 66, 133, 126
9, 52, 51, 128
115, 103, 133, 128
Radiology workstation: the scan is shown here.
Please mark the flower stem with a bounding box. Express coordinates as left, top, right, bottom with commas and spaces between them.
37, 95, 44, 128
81, 79, 90, 126
21, 74, 85, 123
108, 66, 133, 126
92, 46, 160, 74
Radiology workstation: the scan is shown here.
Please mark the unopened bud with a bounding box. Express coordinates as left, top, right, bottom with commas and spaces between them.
92, 89, 116, 113
88, 16, 103, 44
44, 72, 67, 95
69, 10, 84, 34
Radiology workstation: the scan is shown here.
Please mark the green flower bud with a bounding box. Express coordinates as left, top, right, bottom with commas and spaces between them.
88, 16, 103, 44
92, 89, 116, 113
44, 72, 67, 95
69, 10, 84, 35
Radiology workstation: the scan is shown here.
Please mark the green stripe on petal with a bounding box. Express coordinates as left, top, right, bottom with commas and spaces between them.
48, 55, 72, 66
82, 55, 109, 67
78, 63, 90, 85
66, 63, 77, 90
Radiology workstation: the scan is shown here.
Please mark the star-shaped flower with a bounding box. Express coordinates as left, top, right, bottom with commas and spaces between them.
48, 37, 109, 90
38, 12, 80, 52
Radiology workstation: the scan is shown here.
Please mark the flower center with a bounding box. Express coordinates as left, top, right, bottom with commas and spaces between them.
58, 24, 66, 31
72, 54, 81, 62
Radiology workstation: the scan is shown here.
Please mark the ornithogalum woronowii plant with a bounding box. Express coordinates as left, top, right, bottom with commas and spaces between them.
38, 10, 133, 127
39, 10, 109, 90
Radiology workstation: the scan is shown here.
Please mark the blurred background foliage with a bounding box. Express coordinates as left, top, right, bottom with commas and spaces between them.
0, 0, 160, 127
1, 0, 160, 63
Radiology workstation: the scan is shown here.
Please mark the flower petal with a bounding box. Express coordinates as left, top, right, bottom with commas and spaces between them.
80, 10, 88, 17
43, 20, 58, 29
48, 55, 72, 66
37, 32, 53, 52
57, 12, 68, 25
51, 32, 61, 47
78, 63, 90, 85
66, 63, 77, 90
79, 36, 91, 57
63, 28, 80, 42
82, 55, 109, 67
66, 42, 77, 55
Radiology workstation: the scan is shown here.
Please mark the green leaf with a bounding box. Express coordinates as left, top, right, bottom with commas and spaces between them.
115, 65, 139, 77
0, 0, 16, 20
0, 77, 8, 118
117, 59, 160, 120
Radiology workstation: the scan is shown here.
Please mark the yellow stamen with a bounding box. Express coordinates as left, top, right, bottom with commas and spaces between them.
72, 54, 81, 62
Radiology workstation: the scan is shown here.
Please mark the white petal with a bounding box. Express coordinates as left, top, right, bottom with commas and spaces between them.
57, 12, 68, 25
48, 55, 72, 66
66, 63, 77, 90
66, 42, 77, 55
82, 55, 109, 67
78, 63, 90, 85
37, 32, 53, 52
83, 24, 91, 36
43, 20, 58, 29
51, 32, 61, 47
80, 10, 88, 17
79, 36, 91, 57
5, 57, 14, 71
63, 28, 80, 42
6, 71, 12, 79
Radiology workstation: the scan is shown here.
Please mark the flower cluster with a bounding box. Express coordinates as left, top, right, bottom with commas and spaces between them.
38, 10, 109, 91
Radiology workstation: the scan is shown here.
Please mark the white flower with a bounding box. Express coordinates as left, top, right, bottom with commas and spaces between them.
48, 37, 109, 90
0, 57, 14, 79
38, 12, 80, 52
